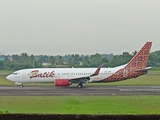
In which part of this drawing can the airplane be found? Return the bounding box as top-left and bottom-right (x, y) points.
(6, 42), (152, 88)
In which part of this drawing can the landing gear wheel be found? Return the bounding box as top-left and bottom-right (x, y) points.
(77, 83), (83, 88)
(20, 84), (24, 88)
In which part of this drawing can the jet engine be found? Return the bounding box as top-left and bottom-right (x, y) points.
(54, 79), (71, 86)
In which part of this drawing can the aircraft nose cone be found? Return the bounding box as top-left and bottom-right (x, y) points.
(6, 75), (11, 81)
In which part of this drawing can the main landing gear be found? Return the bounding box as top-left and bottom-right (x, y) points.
(77, 83), (83, 88)
(20, 84), (24, 88)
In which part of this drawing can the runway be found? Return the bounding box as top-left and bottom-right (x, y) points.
(0, 86), (160, 96)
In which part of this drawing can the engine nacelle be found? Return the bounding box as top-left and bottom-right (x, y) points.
(55, 79), (71, 86)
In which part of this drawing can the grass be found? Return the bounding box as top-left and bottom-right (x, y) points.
(0, 96), (160, 114)
(0, 70), (13, 75)
(101, 74), (160, 86)
(0, 76), (15, 86)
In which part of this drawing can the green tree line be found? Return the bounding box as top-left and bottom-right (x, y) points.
(0, 50), (159, 70)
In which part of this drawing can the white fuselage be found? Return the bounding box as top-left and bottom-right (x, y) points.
(6, 66), (124, 84)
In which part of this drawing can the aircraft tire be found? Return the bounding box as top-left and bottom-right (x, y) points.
(20, 84), (24, 88)
(77, 83), (83, 88)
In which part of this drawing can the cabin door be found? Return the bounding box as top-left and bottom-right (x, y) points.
(22, 70), (27, 78)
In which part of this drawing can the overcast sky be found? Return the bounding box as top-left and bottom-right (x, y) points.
(0, 0), (160, 55)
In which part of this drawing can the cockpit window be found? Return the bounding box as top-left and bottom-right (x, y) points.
(13, 72), (19, 75)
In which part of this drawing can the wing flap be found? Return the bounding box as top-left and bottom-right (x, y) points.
(70, 64), (103, 83)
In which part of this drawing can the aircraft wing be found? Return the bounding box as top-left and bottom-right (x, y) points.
(70, 64), (103, 83)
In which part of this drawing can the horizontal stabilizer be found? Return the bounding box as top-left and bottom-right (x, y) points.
(135, 67), (152, 72)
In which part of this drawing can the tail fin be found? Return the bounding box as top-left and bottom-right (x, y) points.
(103, 42), (152, 82)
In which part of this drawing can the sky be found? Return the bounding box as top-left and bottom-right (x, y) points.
(0, 0), (160, 55)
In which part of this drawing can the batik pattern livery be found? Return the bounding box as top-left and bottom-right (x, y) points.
(103, 42), (152, 82)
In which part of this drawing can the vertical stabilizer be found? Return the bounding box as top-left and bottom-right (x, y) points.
(103, 42), (152, 82)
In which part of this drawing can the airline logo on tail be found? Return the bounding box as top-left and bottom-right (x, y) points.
(103, 42), (152, 82)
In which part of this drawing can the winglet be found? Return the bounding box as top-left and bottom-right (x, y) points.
(90, 64), (103, 77)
